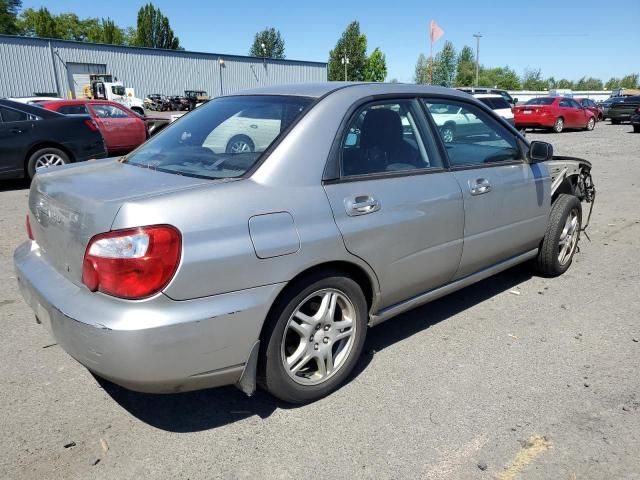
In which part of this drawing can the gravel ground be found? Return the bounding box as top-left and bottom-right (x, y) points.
(0, 122), (638, 479)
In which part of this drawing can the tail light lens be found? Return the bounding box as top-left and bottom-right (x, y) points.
(26, 214), (34, 240)
(84, 119), (99, 131)
(82, 225), (181, 299)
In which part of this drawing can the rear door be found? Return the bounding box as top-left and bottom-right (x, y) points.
(323, 99), (464, 309)
(423, 97), (549, 278)
(0, 105), (34, 175)
(558, 98), (580, 128)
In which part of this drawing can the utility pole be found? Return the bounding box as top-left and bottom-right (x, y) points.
(473, 33), (482, 86)
(341, 51), (349, 81)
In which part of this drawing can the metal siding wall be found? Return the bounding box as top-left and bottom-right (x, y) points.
(0, 36), (57, 97)
(1, 36), (327, 99)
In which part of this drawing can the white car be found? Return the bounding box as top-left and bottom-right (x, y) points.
(8, 96), (61, 105)
(203, 103), (282, 153)
(472, 93), (515, 127)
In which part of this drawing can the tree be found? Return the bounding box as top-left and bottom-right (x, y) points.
(414, 53), (429, 84)
(432, 41), (456, 87)
(521, 68), (547, 90)
(557, 78), (574, 89)
(389, 78), (399, 84)
(455, 45), (475, 86)
(575, 77), (603, 90)
(364, 47), (387, 82)
(478, 66), (521, 90)
(133, 3), (180, 49)
(0, 0), (21, 34)
(249, 27), (285, 59)
(605, 77), (621, 90)
(328, 21), (367, 81)
(620, 73), (639, 89)
(18, 7), (57, 38)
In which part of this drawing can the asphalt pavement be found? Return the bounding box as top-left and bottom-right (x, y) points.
(0, 122), (638, 479)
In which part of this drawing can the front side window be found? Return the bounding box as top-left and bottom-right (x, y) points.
(91, 104), (130, 118)
(125, 95), (312, 179)
(341, 100), (438, 177)
(423, 99), (520, 167)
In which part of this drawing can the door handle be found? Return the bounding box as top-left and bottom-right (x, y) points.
(469, 178), (492, 195)
(10, 128), (25, 134)
(345, 195), (381, 216)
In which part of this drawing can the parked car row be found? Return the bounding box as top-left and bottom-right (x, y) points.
(144, 90), (210, 112)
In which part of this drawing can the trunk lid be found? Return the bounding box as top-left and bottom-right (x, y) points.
(28, 158), (211, 286)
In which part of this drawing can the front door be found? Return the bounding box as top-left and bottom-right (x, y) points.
(89, 103), (130, 152)
(323, 99), (465, 309)
(423, 97), (550, 279)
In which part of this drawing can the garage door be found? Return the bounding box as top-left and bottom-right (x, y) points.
(66, 63), (107, 99)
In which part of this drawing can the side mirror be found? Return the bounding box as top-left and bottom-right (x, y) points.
(513, 98), (519, 105)
(528, 141), (553, 163)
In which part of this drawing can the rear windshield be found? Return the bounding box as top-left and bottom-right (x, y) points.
(477, 97), (511, 110)
(125, 95), (313, 179)
(525, 97), (555, 106)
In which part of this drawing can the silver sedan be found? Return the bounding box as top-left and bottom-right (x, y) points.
(14, 83), (594, 404)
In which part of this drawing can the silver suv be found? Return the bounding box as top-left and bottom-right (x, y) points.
(15, 83), (595, 404)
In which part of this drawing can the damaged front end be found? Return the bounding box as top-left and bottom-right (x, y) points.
(545, 156), (596, 232)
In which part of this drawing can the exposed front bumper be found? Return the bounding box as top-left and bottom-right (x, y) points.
(14, 241), (284, 393)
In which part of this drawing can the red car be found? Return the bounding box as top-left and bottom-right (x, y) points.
(40, 100), (147, 155)
(575, 97), (604, 121)
(514, 97), (596, 133)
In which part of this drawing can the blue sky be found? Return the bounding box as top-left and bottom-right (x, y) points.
(24, 0), (640, 82)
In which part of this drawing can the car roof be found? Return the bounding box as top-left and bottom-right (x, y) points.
(233, 82), (471, 99)
(39, 99), (122, 107)
(0, 98), (62, 118)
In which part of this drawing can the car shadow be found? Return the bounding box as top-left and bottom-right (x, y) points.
(0, 178), (30, 192)
(99, 264), (532, 432)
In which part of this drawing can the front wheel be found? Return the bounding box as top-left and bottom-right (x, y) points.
(534, 194), (582, 277)
(259, 273), (368, 404)
(553, 117), (564, 133)
(226, 135), (255, 154)
(440, 123), (456, 143)
(585, 117), (595, 131)
(26, 147), (69, 179)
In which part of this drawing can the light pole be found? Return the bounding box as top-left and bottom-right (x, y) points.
(473, 33), (482, 86)
(341, 51), (349, 81)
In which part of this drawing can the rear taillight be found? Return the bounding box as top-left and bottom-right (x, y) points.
(84, 119), (99, 131)
(26, 214), (33, 240)
(82, 225), (181, 299)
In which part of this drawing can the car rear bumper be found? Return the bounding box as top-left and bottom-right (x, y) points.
(515, 115), (555, 128)
(14, 240), (284, 393)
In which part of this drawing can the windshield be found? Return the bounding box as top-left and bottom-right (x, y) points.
(525, 97), (555, 106)
(125, 95), (313, 179)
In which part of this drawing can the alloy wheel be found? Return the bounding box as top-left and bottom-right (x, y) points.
(558, 208), (579, 265)
(229, 140), (252, 153)
(34, 153), (65, 170)
(281, 289), (357, 386)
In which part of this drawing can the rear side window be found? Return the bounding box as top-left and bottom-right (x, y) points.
(0, 106), (30, 122)
(423, 99), (520, 167)
(57, 105), (90, 115)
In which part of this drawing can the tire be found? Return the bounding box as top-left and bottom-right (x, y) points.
(585, 116), (595, 131)
(259, 272), (368, 404)
(598, 113), (603, 121)
(225, 135), (255, 154)
(26, 147), (69, 179)
(440, 123), (456, 143)
(534, 194), (582, 277)
(633, 125), (640, 133)
(553, 117), (564, 133)
(611, 119), (620, 125)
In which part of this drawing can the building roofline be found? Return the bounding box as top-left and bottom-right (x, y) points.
(0, 34), (328, 67)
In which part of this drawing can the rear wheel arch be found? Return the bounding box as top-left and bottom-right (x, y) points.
(24, 142), (74, 176)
